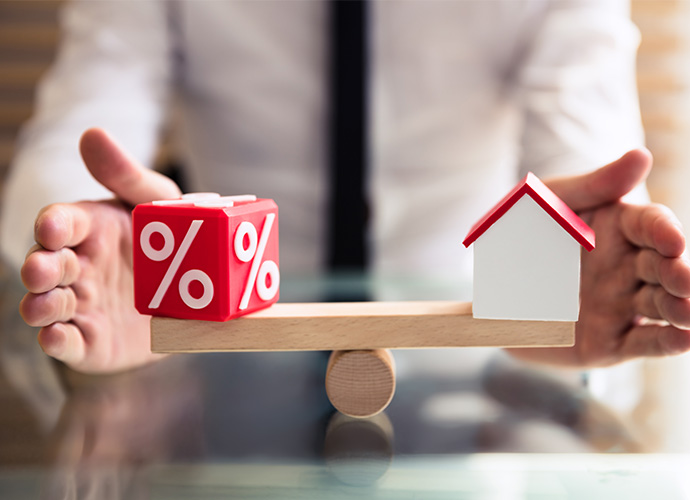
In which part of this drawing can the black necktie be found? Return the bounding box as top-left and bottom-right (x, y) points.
(327, 0), (369, 272)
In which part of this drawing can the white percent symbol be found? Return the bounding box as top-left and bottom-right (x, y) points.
(234, 213), (279, 310)
(140, 220), (214, 310)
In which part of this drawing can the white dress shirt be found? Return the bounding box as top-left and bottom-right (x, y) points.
(0, 0), (654, 434)
(1, 0), (644, 293)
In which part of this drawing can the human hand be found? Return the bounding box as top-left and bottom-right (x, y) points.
(508, 149), (690, 367)
(19, 128), (181, 373)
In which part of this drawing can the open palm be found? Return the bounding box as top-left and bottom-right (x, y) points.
(20, 129), (181, 373)
(20, 136), (690, 372)
(510, 150), (690, 366)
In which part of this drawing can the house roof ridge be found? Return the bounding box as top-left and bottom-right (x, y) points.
(462, 172), (595, 251)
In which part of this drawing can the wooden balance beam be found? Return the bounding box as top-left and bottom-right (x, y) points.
(151, 301), (575, 417)
(151, 301), (574, 352)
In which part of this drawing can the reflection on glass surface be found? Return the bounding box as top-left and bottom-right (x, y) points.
(0, 272), (682, 499)
(42, 357), (204, 500)
(324, 412), (394, 486)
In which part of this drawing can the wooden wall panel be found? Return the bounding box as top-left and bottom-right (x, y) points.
(632, 0), (690, 214)
(1, 1), (689, 219)
(0, 1), (63, 187)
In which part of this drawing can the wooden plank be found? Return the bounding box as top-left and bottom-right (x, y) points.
(638, 33), (683, 55)
(0, 25), (60, 51)
(151, 301), (575, 353)
(0, 137), (16, 168)
(637, 73), (687, 93)
(0, 63), (46, 89)
(632, 0), (683, 18)
(0, 0), (63, 14)
(0, 101), (33, 128)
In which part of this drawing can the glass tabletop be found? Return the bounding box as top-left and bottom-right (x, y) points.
(0, 270), (686, 499)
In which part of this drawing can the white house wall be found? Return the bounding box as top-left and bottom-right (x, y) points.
(473, 195), (581, 321)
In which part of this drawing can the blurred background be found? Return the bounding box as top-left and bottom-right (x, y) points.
(1, 0), (690, 223)
(0, 0), (176, 197)
(633, 1), (690, 229)
(2, 0), (690, 459)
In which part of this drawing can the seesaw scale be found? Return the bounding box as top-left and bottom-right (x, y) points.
(151, 301), (574, 353)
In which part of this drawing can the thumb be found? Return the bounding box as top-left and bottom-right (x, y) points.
(79, 128), (182, 206)
(545, 149), (652, 212)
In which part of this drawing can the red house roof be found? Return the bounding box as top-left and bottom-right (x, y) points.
(462, 172), (595, 251)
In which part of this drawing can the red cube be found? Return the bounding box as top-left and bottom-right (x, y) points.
(132, 194), (279, 321)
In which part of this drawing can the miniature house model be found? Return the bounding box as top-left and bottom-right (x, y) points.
(463, 173), (595, 321)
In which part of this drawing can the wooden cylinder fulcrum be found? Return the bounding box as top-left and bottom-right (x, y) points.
(325, 349), (396, 418)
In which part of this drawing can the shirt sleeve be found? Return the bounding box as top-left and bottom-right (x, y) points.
(0, 0), (173, 273)
(515, 0), (649, 421)
(516, 0), (645, 180)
